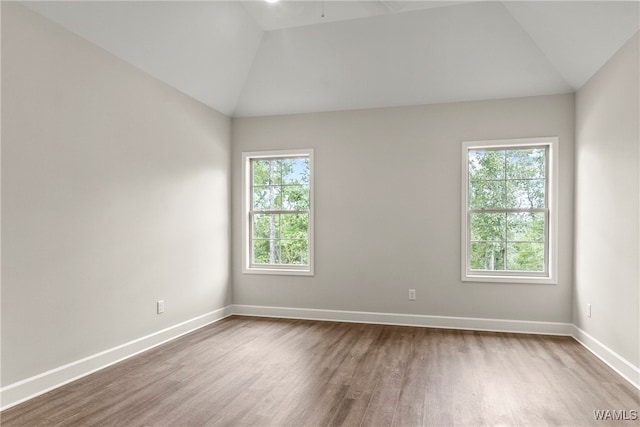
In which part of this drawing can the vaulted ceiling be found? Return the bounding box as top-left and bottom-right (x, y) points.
(24, 1), (640, 117)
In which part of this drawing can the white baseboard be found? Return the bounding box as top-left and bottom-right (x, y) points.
(3, 304), (637, 411)
(0, 306), (234, 411)
(570, 325), (640, 390)
(232, 304), (573, 336)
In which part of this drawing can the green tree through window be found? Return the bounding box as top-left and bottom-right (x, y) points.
(250, 156), (310, 266)
(467, 146), (548, 273)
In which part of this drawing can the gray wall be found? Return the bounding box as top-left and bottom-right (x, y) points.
(574, 33), (640, 366)
(232, 94), (575, 322)
(1, 3), (231, 385)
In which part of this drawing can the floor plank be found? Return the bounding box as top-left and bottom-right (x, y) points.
(2, 316), (638, 426)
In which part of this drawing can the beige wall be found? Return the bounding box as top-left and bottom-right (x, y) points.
(1, 3), (231, 385)
(574, 33), (640, 366)
(232, 94), (575, 323)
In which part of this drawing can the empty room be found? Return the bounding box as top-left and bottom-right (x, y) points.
(1, 0), (639, 426)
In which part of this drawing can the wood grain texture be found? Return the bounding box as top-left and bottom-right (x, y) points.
(2, 316), (638, 426)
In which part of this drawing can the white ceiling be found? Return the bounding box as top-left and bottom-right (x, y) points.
(23, 1), (640, 117)
(239, 1), (474, 30)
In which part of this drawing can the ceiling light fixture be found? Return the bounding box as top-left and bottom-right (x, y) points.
(265, 0), (279, 3)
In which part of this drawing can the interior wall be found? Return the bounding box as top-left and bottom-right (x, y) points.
(232, 94), (575, 323)
(1, 3), (231, 386)
(574, 32), (640, 367)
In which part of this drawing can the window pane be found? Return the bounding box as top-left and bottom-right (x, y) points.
(470, 242), (505, 271)
(278, 239), (309, 265)
(469, 150), (505, 181)
(252, 239), (280, 265)
(252, 214), (280, 239)
(469, 180), (505, 209)
(470, 213), (506, 242)
(506, 243), (545, 271)
(506, 179), (545, 209)
(507, 212), (545, 242)
(252, 213), (310, 266)
(252, 239), (308, 266)
(282, 185), (309, 210)
(252, 159), (282, 185)
(253, 185), (282, 210)
(252, 160), (270, 186)
(281, 213), (308, 240)
(506, 149), (545, 179)
(282, 158), (310, 185)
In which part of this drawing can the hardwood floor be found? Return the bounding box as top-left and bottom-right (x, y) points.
(2, 316), (638, 426)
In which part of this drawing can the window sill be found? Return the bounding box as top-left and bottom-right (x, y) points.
(243, 267), (314, 277)
(462, 274), (556, 285)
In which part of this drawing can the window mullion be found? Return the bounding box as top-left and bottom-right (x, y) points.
(469, 208), (546, 214)
(251, 210), (309, 215)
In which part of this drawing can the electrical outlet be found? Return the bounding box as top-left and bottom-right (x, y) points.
(587, 303), (591, 318)
(157, 300), (165, 314)
(408, 289), (416, 301)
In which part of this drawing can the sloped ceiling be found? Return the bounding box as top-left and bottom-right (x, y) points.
(22, 1), (640, 118)
(23, 1), (264, 115)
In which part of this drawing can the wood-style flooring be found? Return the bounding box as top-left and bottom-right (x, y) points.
(2, 316), (639, 426)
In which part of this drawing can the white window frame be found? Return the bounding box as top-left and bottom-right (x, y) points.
(461, 137), (558, 284)
(242, 149), (314, 276)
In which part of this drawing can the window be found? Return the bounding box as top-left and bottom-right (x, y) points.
(242, 149), (314, 275)
(461, 138), (558, 284)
